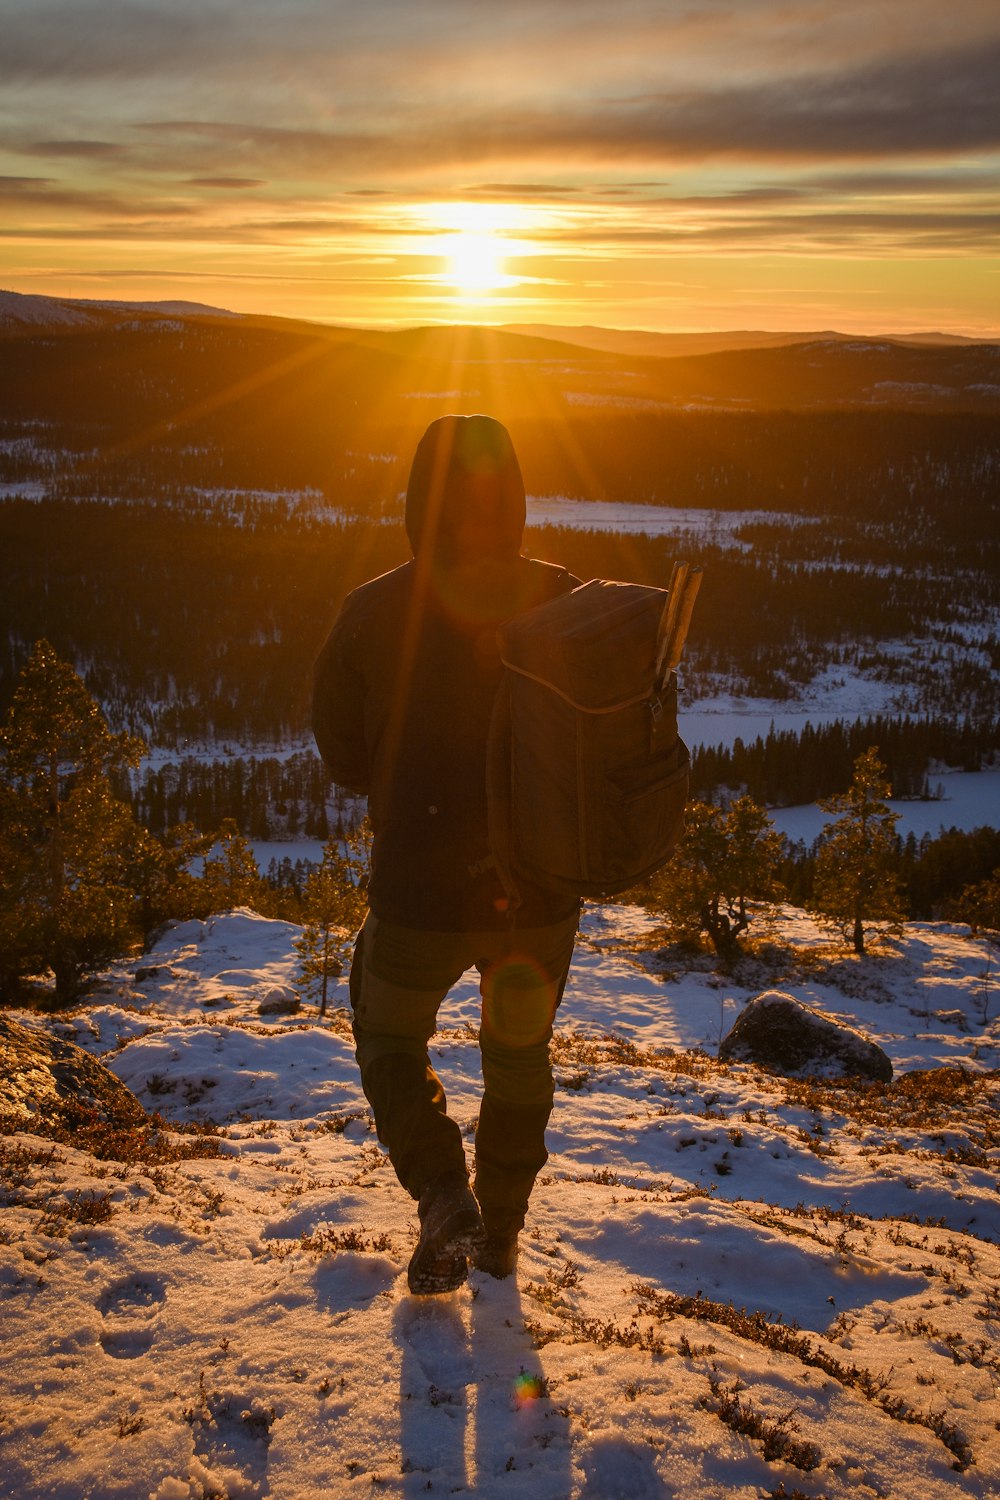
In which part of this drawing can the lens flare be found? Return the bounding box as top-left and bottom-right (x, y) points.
(513, 1371), (546, 1407)
(481, 954), (557, 1049)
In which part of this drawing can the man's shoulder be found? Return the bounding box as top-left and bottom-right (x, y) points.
(340, 560), (414, 619)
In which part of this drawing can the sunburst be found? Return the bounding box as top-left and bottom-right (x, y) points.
(444, 229), (511, 292)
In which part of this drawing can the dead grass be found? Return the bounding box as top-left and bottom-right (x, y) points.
(0, 1106), (225, 1164)
(633, 1284), (974, 1470)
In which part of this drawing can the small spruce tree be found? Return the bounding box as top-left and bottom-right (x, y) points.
(200, 818), (262, 912)
(295, 822), (370, 1016)
(810, 747), (904, 955)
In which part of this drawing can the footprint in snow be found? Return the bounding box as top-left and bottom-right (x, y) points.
(579, 1435), (674, 1498)
(397, 1298), (474, 1406)
(98, 1272), (167, 1359)
(188, 1386), (274, 1493)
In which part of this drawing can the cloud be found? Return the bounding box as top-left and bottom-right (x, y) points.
(22, 138), (124, 158)
(392, 38), (1000, 165)
(0, 173), (196, 220)
(461, 183), (584, 199)
(0, 1), (229, 83)
(187, 177), (266, 189)
(85, 29), (996, 191)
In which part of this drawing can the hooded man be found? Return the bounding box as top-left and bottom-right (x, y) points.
(313, 414), (580, 1293)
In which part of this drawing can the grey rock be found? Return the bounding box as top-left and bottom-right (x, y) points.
(719, 990), (893, 1082)
(257, 987), (300, 1017)
(0, 1014), (147, 1130)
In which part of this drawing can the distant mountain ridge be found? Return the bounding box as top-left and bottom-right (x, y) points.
(502, 323), (992, 360)
(1, 289), (998, 430)
(0, 289), (235, 328)
(2, 288), (993, 357)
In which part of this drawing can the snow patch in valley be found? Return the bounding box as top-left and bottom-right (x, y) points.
(525, 496), (813, 539)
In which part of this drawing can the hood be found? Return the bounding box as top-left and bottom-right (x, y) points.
(404, 414), (526, 562)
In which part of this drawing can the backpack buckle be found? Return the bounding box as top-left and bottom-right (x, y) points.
(649, 693), (669, 750)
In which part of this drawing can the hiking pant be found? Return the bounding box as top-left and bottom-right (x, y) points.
(349, 910), (579, 1232)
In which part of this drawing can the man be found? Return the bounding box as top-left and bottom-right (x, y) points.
(313, 414), (580, 1294)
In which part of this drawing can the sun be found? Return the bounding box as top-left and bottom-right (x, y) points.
(399, 200), (557, 302)
(445, 230), (509, 291)
(412, 202), (530, 295)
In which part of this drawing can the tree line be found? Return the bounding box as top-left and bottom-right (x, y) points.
(3, 642), (998, 1010)
(126, 752), (339, 841)
(3, 486), (999, 743)
(648, 749), (1000, 962)
(118, 708), (999, 852)
(690, 713), (1000, 806)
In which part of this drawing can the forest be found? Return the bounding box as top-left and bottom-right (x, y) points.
(3, 637), (997, 1010)
(2, 479), (999, 745)
(2, 303), (999, 962)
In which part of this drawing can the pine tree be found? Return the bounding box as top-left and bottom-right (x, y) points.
(649, 795), (784, 961)
(294, 823), (370, 1016)
(0, 640), (146, 1001)
(949, 871), (1000, 936)
(200, 818), (261, 912)
(810, 747), (904, 955)
(124, 820), (216, 935)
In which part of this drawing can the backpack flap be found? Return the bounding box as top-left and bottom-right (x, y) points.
(499, 579), (665, 710)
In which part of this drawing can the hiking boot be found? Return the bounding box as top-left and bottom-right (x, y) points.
(471, 1230), (519, 1280)
(407, 1170), (486, 1295)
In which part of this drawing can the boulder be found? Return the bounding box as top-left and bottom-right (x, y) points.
(719, 990), (893, 1082)
(257, 986), (301, 1017)
(0, 1014), (147, 1131)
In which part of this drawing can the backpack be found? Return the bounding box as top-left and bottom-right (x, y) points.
(487, 569), (700, 906)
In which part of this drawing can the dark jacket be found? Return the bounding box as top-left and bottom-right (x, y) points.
(312, 415), (580, 931)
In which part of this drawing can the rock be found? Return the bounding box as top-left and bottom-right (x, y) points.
(0, 1014), (148, 1130)
(257, 987), (300, 1017)
(719, 990), (893, 1082)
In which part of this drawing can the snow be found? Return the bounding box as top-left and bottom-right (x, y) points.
(0, 289), (96, 327)
(525, 497), (812, 540)
(3, 903), (1000, 1498)
(684, 658), (917, 746)
(0, 290), (234, 327)
(771, 770), (1000, 845)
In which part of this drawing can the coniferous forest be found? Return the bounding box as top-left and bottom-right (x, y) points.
(2, 299), (999, 965)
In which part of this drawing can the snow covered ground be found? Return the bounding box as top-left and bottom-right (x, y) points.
(3, 904), (999, 1499)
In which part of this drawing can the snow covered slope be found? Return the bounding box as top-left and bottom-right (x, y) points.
(2, 904), (998, 1498)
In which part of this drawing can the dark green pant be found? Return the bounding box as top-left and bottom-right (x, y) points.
(349, 910), (578, 1230)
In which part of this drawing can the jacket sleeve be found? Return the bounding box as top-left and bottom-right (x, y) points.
(312, 599), (370, 795)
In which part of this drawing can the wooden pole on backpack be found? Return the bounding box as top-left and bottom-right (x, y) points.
(655, 563), (702, 685)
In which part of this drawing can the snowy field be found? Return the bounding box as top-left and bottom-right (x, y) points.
(2, 903), (999, 1499)
(525, 498), (811, 541)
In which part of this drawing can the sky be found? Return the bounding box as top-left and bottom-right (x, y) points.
(1, 0), (998, 335)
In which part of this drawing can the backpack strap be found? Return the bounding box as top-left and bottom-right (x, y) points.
(484, 671), (522, 916)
